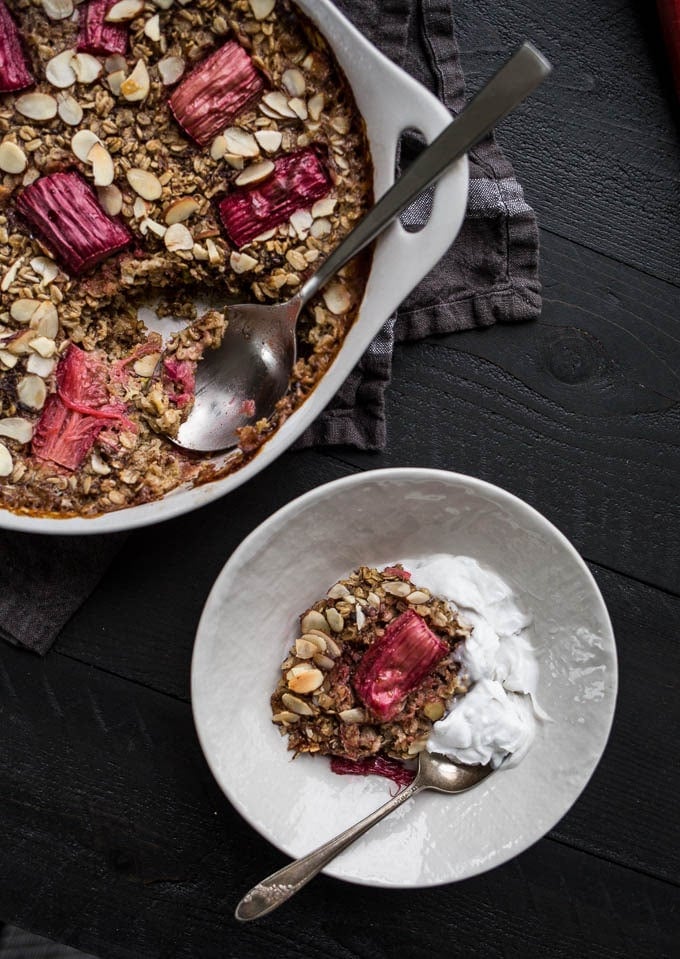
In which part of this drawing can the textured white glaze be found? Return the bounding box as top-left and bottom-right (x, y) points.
(191, 468), (618, 888)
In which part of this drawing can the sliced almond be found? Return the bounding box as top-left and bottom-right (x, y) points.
(1, 257), (25, 292)
(88, 142), (115, 186)
(144, 13), (161, 40)
(71, 52), (103, 84)
(97, 184), (123, 216)
(120, 60), (150, 101)
(107, 70), (126, 96)
(287, 667), (324, 694)
(210, 135), (228, 160)
(26, 354), (56, 378)
(5, 330), (36, 355)
(229, 251), (258, 274)
(261, 91), (297, 119)
(127, 167), (162, 200)
(205, 238), (221, 265)
(30, 257), (59, 285)
(164, 223), (193, 252)
(91, 451), (111, 475)
(286, 248), (307, 272)
(22, 169), (40, 187)
(15, 93), (58, 121)
(311, 196), (336, 218)
(41, 0), (74, 20)
(105, 0), (144, 21)
(338, 708), (367, 724)
(249, 0), (276, 19)
(224, 153), (244, 171)
(301, 610), (331, 635)
(234, 159), (274, 187)
(29, 336), (57, 358)
(0, 350), (18, 369)
(133, 353), (161, 377)
(290, 209), (312, 237)
(271, 712), (300, 724)
(254, 129), (282, 153)
(294, 639), (318, 659)
(142, 217), (167, 238)
(192, 243), (208, 261)
(31, 302), (59, 338)
(158, 55), (185, 85)
(0, 443), (12, 478)
(383, 580), (412, 597)
(280, 693), (314, 717)
(223, 127), (259, 158)
(0, 418), (33, 444)
(133, 196), (150, 219)
(105, 54), (127, 74)
(71, 128), (101, 163)
(46, 48), (77, 88)
(323, 281), (351, 316)
(310, 217), (331, 239)
(282, 68), (306, 97)
(164, 197), (200, 224)
(308, 92), (325, 121)
(289, 97), (307, 120)
(10, 299), (39, 324)
(17, 374), (47, 411)
(56, 92), (83, 126)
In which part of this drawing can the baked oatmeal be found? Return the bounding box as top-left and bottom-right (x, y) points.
(0, 0), (373, 516)
(270, 565), (471, 766)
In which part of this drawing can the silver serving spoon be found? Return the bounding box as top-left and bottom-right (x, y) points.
(173, 42), (551, 452)
(235, 750), (493, 921)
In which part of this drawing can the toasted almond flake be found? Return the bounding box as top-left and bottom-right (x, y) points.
(282, 67), (306, 97)
(312, 196), (336, 218)
(192, 243), (208, 261)
(71, 128), (101, 162)
(258, 102), (285, 120)
(331, 115), (351, 135)
(29, 336), (56, 358)
(406, 590), (430, 604)
(71, 52), (103, 84)
(235, 159), (274, 187)
(127, 167), (162, 200)
(31, 301), (59, 338)
(323, 281), (351, 316)
(30, 257), (59, 285)
(205, 238), (221, 264)
(383, 580), (412, 597)
(0, 350), (18, 369)
(301, 610), (330, 634)
(97, 184), (123, 216)
(106, 0), (144, 21)
(105, 54), (127, 74)
(252, 228), (277, 242)
(142, 217), (167, 238)
(11, 299), (39, 324)
(107, 70), (126, 96)
(288, 667), (324, 694)
(229, 251), (258, 274)
(290, 210), (313, 237)
(164, 197), (200, 224)
(310, 217), (331, 239)
(355, 606), (366, 630)
(121, 60), (150, 101)
(254, 129), (282, 153)
(0, 443), (12, 477)
(144, 13), (161, 40)
(6, 330), (36, 355)
(289, 97), (308, 120)
(133, 196), (150, 219)
(286, 248), (307, 271)
(15, 93), (58, 121)
(327, 583), (350, 599)
(56, 92), (83, 126)
(41, 0), (74, 20)
(224, 153), (245, 171)
(308, 92), (325, 121)
(26, 354), (56, 377)
(133, 353), (161, 376)
(1, 257), (24, 292)
(223, 127), (259, 158)
(158, 55), (185, 85)
(88, 142), (115, 186)
(325, 607), (344, 632)
(0, 140), (32, 175)
(90, 451), (110, 475)
(210, 135), (228, 160)
(17, 374), (47, 411)
(249, 0), (276, 19)
(0, 418), (33, 444)
(300, 632), (327, 653)
(46, 49), (77, 88)
(22, 169), (40, 186)
(280, 693), (314, 716)
(294, 639), (318, 659)
(262, 91), (297, 119)
(338, 708), (367, 724)
(164, 222), (193, 252)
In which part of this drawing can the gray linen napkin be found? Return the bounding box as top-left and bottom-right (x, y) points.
(0, 0), (540, 654)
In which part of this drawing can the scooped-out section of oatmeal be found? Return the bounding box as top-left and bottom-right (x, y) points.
(0, 0), (373, 517)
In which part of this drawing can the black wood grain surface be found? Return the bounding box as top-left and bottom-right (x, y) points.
(1, 0), (679, 957)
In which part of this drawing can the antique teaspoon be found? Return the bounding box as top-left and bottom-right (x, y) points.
(172, 42), (551, 452)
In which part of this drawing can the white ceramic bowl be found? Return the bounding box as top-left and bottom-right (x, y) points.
(2, 0), (469, 534)
(192, 468), (618, 888)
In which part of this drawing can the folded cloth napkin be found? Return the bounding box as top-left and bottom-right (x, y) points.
(0, 0), (540, 654)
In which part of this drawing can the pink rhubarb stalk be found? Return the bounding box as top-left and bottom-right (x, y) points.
(218, 148), (331, 248)
(77, 0), (128, 57)
(169, 40), (264, 146)
(16, 171), (132, 276)
(330, 755), (416, 789)
(0, 0), (34, 93)
(354, 609), (449, 721)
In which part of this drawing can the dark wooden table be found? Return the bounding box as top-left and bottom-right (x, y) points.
(2, 1), (679, 957)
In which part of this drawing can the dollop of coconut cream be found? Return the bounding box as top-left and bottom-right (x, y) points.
(402, 555), (543, 769)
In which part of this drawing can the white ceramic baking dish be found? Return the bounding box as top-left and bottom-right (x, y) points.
(0, 0), (469, 534)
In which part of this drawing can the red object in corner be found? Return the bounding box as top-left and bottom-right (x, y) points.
(657, 0), (680, 97)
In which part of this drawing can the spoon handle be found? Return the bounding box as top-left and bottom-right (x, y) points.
(299, 41), (551, 306)
(235, 779), (423, 921)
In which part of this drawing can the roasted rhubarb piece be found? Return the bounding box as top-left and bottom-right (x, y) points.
(32, 345), (131, 470)
(16, 172), (132, 275)
(218, 148), (331, 248)
(77, 0), (128, 57)
(330, 755), (416, 789)
(162, 357), (195, 408)
(0, 0), (34, 93)
(354, 610), (449, 722)
(169, 40), (264, 146)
